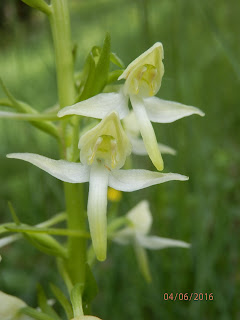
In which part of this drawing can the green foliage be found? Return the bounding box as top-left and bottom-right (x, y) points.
(21, 0), (52, 15)
(0, 79), (59, 139)
(21, 307), (55, 320)
(82, 264), (98, 309)
(50, 283), (74, 320)
(5, 205), (68, 258)
(76, 33), (111, 101)
(37, 284), (60, 320)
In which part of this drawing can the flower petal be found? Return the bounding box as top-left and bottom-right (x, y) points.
(79, 112), (132, 170)
(157, 143), (177, 155)
(87, 163), (109, 261)
(113, 229), (134, 245)
(119, 43), (164, 97)
(130, 136), (176, 156)
(122, 110), (140, 138)
(136, 234), (191, 250)
(0, 291), (27, 320)
(130, 95), (164, 170)
(109, 169), (188, 192)
(133, 241), (152, 282)
(58, 92), (129, 120)
(7, 153), (89, 183)
(144, 96), (205, 123)
(113, 201), (152, 242)
(119, 42), (164, 80)
(127, 200), (152, 235)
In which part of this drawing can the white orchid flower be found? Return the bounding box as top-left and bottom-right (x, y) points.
(58, 42), (204, 171)
(7, 112), (188, 261)
(114, 200), (190, 248)
(0, 291), (33, 320)
(113, 200), (190, 281)
(123, 111), (176, 156)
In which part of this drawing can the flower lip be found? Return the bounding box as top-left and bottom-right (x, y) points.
(79, 112), (132, 170)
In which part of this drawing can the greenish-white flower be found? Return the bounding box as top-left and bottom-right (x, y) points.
(58, 42), (204, 171)
(123, 111), (176, 156)
(113, 200), (190, 281)
(0, 291), (32, 320)
(7, 112), (188, 261)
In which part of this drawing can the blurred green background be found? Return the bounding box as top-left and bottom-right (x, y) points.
(0, 0), (239, 319)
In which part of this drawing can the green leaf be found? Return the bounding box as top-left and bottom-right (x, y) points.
(8, 202), (20, 225)
(50, 283), (73, 319)
(1, 212), (66, 236)
(91, 33), (111, 96)
(77, 52), (96, 101)
(75, 34), (111, 102)
(70, 283), (84, 317)
(72, 43), (78, 66)
(110, 52), (125, 68)
(82, 264), (98, 306)
(0, 78), (33, 113)
(39, 212), (67, 227)
(6, 225), (90, 238)
(0, 111), (59, 121)
(5, 218), (68, 258)
(0, 213), (67, 248)
(0, 78), (59, 139)
(107, 69), (124, 84)
(21, 0), (52, 15)
(21, 307), (55, 320)
(134, 243), (152, 283)
(37, 285), (60, 320)
(25, 232), (68, 258)
(0, 223), (16, 235)
(0, 98), (14, 108)
(57, 258), (73, 293)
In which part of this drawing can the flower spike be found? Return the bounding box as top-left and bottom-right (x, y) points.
(8, 113), (188, 261)
(58, 42), (204, 171)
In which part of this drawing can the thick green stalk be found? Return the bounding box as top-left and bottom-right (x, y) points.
(64, 183), (86, 285)
(49, 0), (86, 287)
(49, 0), (75, 108)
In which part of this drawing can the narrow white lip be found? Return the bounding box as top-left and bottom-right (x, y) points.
(87, 163), (109, 261)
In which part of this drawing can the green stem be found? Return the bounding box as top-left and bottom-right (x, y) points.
(49, 0), (75, 108)
(49, 0), (87, 288)
(5, 226), (90, 238)
(0, 111), (59, 121)
(64, 184), (86, 285)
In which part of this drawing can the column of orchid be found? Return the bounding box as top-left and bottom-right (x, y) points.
(0, 0), (204, 319)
